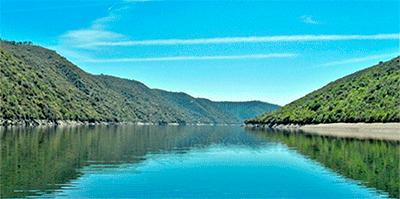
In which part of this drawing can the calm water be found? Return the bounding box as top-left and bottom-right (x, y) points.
(1, 126), (399, 198)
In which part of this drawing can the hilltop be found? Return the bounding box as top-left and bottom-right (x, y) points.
(246, 56), (400, 126)
(0, 40), (279, 126)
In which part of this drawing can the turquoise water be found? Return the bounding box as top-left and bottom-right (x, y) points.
(1, 126), (397, 198)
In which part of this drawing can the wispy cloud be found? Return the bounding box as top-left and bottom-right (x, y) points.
(83, 53), (297, 63)
(60, 29), (126, 48)
(79, 33), (400, 48)
(58, 3), (129, 49)
(300, 15), (319, 25)
(323, 53), (398, 66)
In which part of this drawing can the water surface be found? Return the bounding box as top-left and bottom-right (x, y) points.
(1, 126), (398, 198)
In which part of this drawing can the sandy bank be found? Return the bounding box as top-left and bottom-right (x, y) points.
(246, 123), (400, 141)
(299, 123), (400, 141)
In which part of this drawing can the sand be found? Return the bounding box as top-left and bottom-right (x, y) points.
(299, 123), (400, 141)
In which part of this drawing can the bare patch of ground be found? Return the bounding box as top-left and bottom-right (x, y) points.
(299, 123), (400, 141)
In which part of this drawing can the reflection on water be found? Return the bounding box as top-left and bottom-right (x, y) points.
(0, 126), (398, 198)
(247, 128), (400, 198)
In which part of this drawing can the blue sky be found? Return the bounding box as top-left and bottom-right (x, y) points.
(1, 0), (399, 105)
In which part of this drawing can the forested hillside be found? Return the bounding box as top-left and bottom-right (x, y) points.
(0, 40), (279, 126)
(246, 56), (400, 125)
(154, 89), (279, 123)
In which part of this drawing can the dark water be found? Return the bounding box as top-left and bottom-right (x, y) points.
(1, 126), (399, 198)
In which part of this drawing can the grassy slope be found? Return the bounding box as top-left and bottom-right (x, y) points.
(0, 41), (279, 125)
(246, 57), (400, 125)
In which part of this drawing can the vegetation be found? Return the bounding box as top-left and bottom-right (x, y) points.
(0, 40), (278, 125)
(154, 89), (279, 124)
(246, 57), (400, 125)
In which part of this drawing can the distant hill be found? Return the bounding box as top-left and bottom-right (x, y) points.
(154, 89), (279, 123)
(246, 56), (400, 125)
(0, 40), (279, 126)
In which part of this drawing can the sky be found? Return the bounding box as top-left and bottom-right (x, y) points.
(1, 0), (399, 105)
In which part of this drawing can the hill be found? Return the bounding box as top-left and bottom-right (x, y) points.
(246, 56), (400, 125)
(0, 40), (279, 126)
(153, 89), (279, 123)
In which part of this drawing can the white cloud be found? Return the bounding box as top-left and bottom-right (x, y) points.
(83, 53), (297, 63)
(60, 29), (126, 49)
(58, 2), (129, 49)
(300, 15), (319, 24)
(79, 33), (400, 48)
(91, 15), (117, 30)
(323, 53), (398, 66)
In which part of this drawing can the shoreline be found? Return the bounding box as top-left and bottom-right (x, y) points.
(3, 120), (399, 141)
(0, 119), (242, 128)
(245, 123), (400, 141)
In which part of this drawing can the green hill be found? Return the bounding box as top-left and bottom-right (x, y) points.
(0, 40), (279, 126)
(154, 89), (279, 123)
(246, 56), (400, 125)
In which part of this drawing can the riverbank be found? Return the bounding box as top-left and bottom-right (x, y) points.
(0, 119), (124, 128)
(0, 119), (241, 128)
(245, 123), (400, 141)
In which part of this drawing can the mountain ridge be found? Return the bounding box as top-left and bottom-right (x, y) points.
(0, 40), (279, 126)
